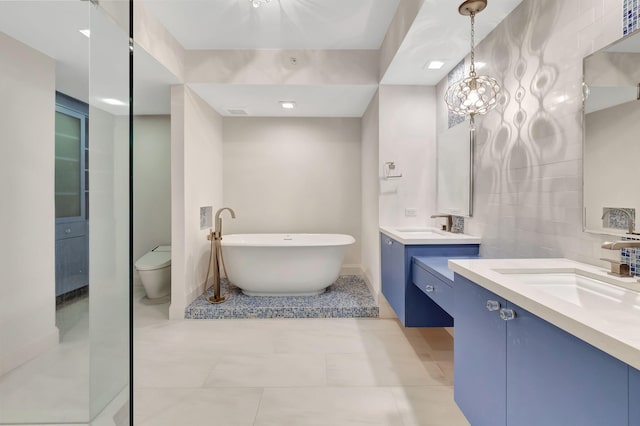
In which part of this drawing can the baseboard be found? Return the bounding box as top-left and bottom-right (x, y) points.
(170, 277), (211, 320)
(341, 264), (363, 276)
(359, 271), (377, 300)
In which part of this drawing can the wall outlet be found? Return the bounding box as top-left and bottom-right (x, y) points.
(200, 206), (212, 230)
(405, 208), (418, 217)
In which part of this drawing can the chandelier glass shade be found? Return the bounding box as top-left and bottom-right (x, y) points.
(445, 73), (501, 117)
(445, 0), (500, 118)
(250, 0), (271, 8)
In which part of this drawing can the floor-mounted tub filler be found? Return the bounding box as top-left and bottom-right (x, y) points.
(221, 233), (355, 296)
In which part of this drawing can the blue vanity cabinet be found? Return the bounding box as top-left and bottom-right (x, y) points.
(381, 233), (407, 321)
(631, 367), (640, 425)
(454, 274), (631, 426)
(380, 233), (479, 327)
(454, 274), (507, 426)
(412, 262), (454, 316)
(506, 303), (628, 426)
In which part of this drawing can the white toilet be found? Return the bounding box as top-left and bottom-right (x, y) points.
(135, 245), (171, 299)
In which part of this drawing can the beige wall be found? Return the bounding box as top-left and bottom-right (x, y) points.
(170, 86), (224, 319)
(133, 115), (172, 286)
(222, 117), (362, 269)
(0, 33), (59, 375)
(361, 93), (381, 294)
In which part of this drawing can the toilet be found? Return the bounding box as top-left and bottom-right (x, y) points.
(135, 245), (171, 299)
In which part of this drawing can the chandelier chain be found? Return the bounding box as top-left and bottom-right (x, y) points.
(469, 13), (475, 76)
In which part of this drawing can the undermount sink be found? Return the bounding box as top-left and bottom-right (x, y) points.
(394, 227), (443, 234)
(501, 271), (640, 312)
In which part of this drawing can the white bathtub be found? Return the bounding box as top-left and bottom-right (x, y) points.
(221, 234), (355, 296)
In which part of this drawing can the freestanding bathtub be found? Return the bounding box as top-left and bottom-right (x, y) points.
(220, 234), (355, 296)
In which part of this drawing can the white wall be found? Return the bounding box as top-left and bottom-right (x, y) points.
(379, 0), (424, 80)
(222, 117), (362, 269)
(361, 93), (381, 294)
(170, 86), (224, 319)
(436, 0), (622, 265)
(379, 85), (437, 228)
(133, 115), (171, 286)
(0, 33), (59, 376)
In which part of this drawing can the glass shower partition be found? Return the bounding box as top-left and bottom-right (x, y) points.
(0, 0), (131, 424)
(89, 1), (131, 423)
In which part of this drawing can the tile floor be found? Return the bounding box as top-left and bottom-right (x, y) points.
(0, 286), (469, 426)
(134, 289), (470, 426)
(0, 295), (90, 425)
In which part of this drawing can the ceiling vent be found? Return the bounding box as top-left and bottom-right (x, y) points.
(226, 108), (249, 116)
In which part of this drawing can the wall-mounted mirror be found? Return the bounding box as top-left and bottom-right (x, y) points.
(436, 119), (473, 217)
(583, 31), (640, 236)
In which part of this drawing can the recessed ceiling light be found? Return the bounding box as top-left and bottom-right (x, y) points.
(280, 101), (296, 109)
(427, 61), (445, 70)
(79, 29), (91, 38)
(102, 98), (127, 106)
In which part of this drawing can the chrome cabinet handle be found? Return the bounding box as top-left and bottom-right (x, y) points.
(65, 228), (71, 234)
(486, 300), (501, 311)
(500, 308), (516, 321)
(386, 239), (393, 245)
(425, 285), (435, 293)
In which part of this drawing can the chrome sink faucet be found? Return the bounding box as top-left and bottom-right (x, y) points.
(601, 240), (640, 250)
(601, 208), (637, 235)
(431, 214), (453, 232)
(600, 240), (640, 277)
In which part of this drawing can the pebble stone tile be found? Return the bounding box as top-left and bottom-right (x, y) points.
(185, 275), (379, 319)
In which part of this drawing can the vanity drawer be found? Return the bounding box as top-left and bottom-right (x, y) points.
(55, 222), (86, 239)
(412, 262), (454, 316)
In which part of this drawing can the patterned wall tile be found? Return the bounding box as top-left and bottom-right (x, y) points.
(452, 216), (465, 233)
(447, 60), (466, 129)
(623, 0), (639, 35)
(621, 236), (640, 277)
(603, 207), (636, 232)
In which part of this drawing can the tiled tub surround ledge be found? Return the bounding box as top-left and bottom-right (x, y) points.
(448, 258), (640, 370)
(185, 275), (378, 319)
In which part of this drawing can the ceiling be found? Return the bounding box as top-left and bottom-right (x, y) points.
(0, 0), (524, 116)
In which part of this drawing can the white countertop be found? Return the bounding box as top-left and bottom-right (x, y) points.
(448, 258), (640, 370)
(379, 226), (481, 245)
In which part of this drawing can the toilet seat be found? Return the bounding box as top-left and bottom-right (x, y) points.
(135, 246), (171, 271)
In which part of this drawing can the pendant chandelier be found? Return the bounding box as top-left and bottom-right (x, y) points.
(444, 0), (500, 120)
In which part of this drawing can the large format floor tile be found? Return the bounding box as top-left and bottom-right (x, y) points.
(392, 387), (470, 426)
(135, 387), (263, 426)
(131, 292), (469, 425)
(326, 352), (448, 387)
(204, 353), (327, 387)
(254, 387), (404, 426)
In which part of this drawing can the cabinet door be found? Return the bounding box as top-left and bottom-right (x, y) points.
(380, 234), (405, 321)
(506, 302), (628, 426)
(454, 275), (507, 426)
(55, 236), (88, 296)
(629, 367), (640, 425)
